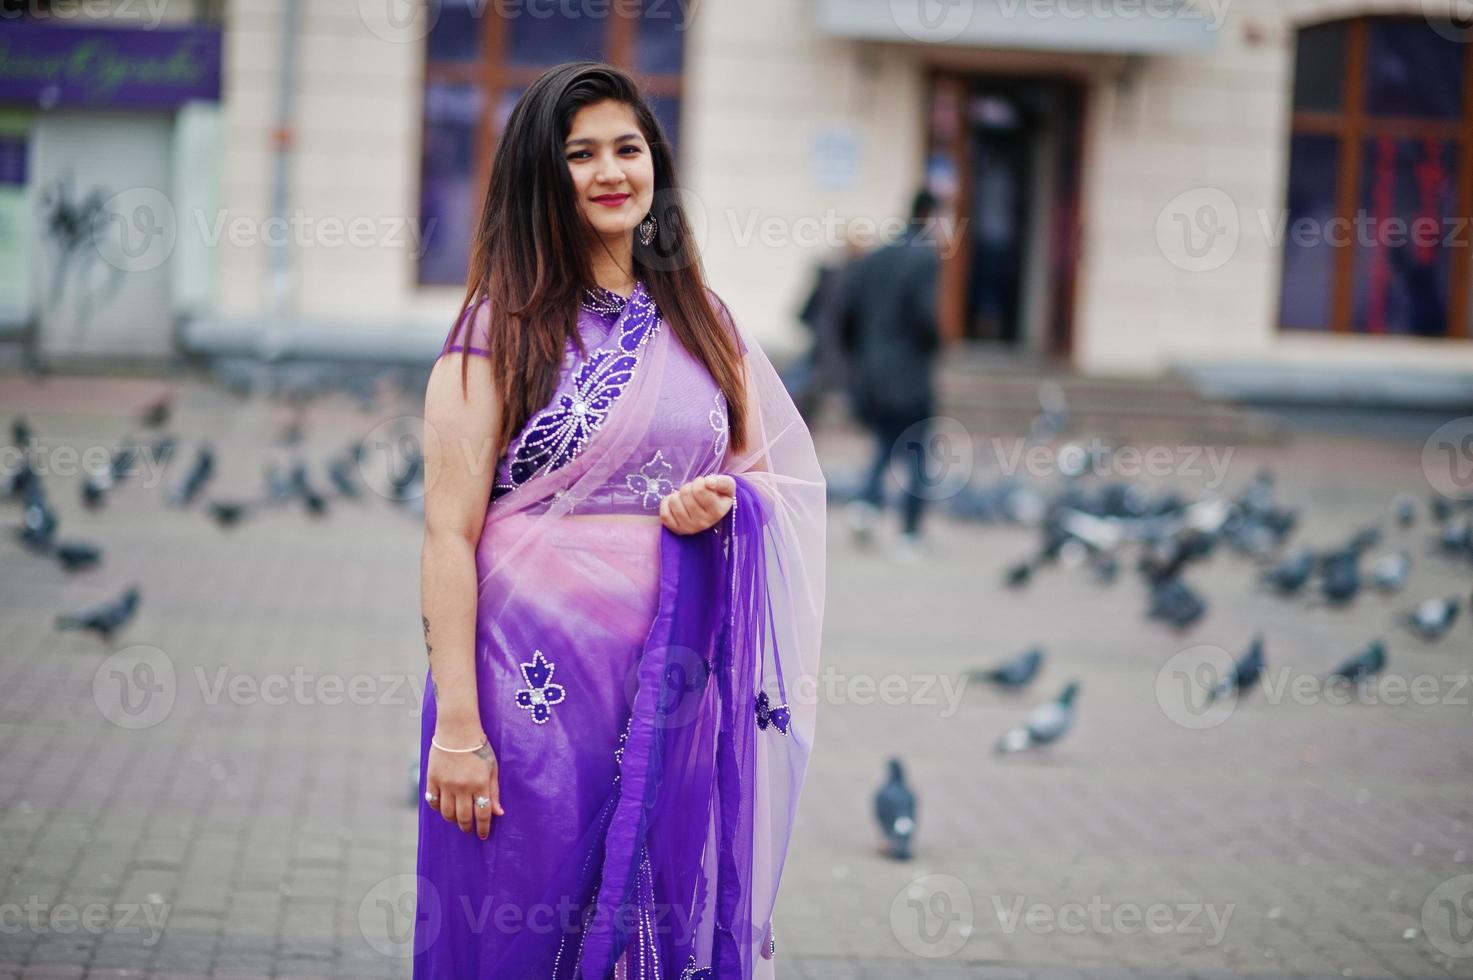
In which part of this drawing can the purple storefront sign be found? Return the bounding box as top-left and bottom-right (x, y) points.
(0, 22), (220, 109)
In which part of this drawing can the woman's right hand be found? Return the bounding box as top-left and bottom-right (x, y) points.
(426, 732), (504, 840)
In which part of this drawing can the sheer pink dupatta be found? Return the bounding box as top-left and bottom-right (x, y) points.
(720, 306), (827, 974)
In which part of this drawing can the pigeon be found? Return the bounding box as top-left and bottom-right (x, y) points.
(1147, 577), (1207, 630)
(1369, 551), (1411, 593)
(55, 586), (141, 640)
(55, 541), (102, 572)
(327, 457), (360, 499)
(290, 461), (328, 516)
(1318, 550), (1360, 605)
(80, 465), (111, 508)
(11, 415), (32, 451)
(995, 681), (1079, 754)
(2, 453), (37, 499)
(1261, 548), (1315, 595)
(167, 445), (214, 507)
(1343, 526), (1382, 556)
(18, 481), (58, 552)
(1327, 641), (1386, 684)
(1003, 559), (1034, 589)
(106, 444), (139, 486)
(1404, 596), (1460, 641)
(1208, 634), (1265, 701)
(263, 463), (295, 504)
(966, 647), (1044, 691)
(139, 394), (172, 429)
(1436, 518), (1473, 560)
(145, 434), (176, 470)
(1392, 493), (1418, 529)
(208, 500), (252, 529)
(1139, 530), (1215, 586)
(873, 758), (917, 861)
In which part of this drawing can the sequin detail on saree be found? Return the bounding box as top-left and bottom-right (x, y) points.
(493, 282), (662, 498)
(709, 391), (729, 460)
(754, 689), (791, 735)
(513, 649), (567, 724)
(626, 449), (676, 509)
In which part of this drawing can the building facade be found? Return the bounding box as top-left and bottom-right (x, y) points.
(4, 0), (1473, 399)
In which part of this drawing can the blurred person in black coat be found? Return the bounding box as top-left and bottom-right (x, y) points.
(838, 189), (942, 558)
(785, 230), (868, 422)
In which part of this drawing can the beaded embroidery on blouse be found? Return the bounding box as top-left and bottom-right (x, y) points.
(490, 282), (660, 500)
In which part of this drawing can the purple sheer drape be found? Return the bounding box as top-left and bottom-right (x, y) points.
(415, 281), (825, 979)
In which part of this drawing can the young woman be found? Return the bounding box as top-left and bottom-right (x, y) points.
(415, 61), (826, 978)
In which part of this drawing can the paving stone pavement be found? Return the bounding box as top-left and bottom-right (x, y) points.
(0, 372), (1470, 979)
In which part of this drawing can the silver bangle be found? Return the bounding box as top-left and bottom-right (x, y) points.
(432, 735), (487, 754)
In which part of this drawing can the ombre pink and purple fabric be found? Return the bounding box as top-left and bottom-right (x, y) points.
(415, 280), (827, 979)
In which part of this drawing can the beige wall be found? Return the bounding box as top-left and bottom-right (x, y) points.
(682, 0), (927, 354)
(214, 0), (927, 349)
(220, 0), (439, 326)
(211, 0), (1473, 374)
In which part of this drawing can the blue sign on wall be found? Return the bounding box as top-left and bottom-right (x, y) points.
(0, 22), (221, 109)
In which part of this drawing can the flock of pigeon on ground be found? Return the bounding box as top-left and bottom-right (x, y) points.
(873, 435), (1473, 862)
(6, 386), (1470, 868)
(5, 393), (428, 643)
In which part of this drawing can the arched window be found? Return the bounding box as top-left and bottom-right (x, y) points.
(1279, 15), (1471, 338)
(416, 0), (686, 285)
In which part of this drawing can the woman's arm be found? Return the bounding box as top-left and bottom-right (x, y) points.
(420, 349), (505, 839)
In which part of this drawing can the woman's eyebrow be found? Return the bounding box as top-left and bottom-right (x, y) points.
(564, 133), (644, 148)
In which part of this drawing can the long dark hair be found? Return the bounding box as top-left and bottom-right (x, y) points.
(445, 61), (748, 466)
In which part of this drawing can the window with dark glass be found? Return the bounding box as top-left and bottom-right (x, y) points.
(1279, 16), (1471, 338)
(416, 0), (686, 286)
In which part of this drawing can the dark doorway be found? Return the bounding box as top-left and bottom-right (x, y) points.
(927, 73), (1084, 357)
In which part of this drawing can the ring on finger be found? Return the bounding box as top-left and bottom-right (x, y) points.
(425, 791), (438, 805)
(474, 795), (491, 810)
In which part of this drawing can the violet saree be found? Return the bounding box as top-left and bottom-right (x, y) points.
(414, 279), (826, 979)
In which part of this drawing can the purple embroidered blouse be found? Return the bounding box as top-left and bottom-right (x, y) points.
(437, 282), (746, 515)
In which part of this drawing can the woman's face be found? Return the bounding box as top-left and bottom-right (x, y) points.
(564, 99), (655, 248)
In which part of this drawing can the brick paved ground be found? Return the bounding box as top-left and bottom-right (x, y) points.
(0, 370), (1470, 979)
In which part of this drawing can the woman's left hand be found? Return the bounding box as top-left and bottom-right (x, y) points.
(660, 474), (736, 534)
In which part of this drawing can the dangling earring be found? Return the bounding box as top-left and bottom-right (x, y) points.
(637, 212), (657, 246)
